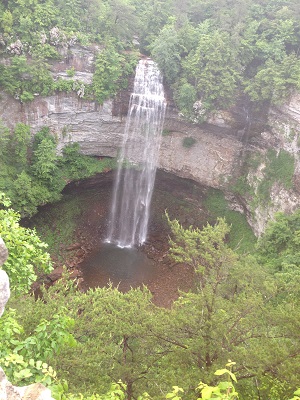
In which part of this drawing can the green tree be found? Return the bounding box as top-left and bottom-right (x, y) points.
(179, 28), (241, 119)
(0, 193), (52, 294)
(161, 215), (300, 399)
(50, 286), (170, 399)
(10, 171), (53, 216)
(92, 44), (136, 104)
(10, 123), (31, 170)
(173, 79), (197, 120)
(256, 209), (300, 271)
(0, 121), (13, 191)
(244, 54), (300, 104)
(151, 20), (182, 83)
(1, 9), (13, 34)
(130, 0), (173, 50)
(31, 137), (59, 182)
(103, 0), (138, 45)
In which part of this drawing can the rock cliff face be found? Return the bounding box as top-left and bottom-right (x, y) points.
(1, 45), (300, 234)
(245, 96), (300, 235)
(0, 89), (243, 191)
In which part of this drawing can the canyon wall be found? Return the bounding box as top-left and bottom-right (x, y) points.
(1, 45), (300, 234)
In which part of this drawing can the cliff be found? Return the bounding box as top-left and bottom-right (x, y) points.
(1, 45), (300, 235)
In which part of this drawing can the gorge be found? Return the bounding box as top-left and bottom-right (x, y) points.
(1, 44), (300, 237)
(2, 0), (300, 397)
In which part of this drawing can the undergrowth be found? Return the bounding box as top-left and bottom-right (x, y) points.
(204, 188), (256, 253)
(29, 196), (83, 264)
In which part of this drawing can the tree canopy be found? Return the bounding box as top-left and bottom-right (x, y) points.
(1, 213), (300, 399)
(1, 0), (300, 118)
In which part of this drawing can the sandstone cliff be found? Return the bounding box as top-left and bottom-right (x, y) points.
(1, 45), (300, 235)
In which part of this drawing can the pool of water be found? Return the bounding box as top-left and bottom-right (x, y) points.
(79, 243), (157, 291)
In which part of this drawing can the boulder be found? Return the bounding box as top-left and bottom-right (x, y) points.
(0, 369), (53, 400)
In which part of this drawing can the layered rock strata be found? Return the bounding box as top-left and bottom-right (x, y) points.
(0, 45), (300, 234)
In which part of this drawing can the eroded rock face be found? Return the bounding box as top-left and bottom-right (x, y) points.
(244, 96), (300, 235)
(0, 90), (243, 190)
(0, 45), (300, 234)
(0, 238), (54, 400)
(160, 115), (243, 189)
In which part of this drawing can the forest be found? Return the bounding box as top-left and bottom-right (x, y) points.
(0, 0), (300, 119)
(1, 0), (300, 399)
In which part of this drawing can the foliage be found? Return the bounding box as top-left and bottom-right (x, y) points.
(0, 0), (300, 118)
(3, 215), (300, 400)
(166, 214), (236, 276)
(28, 194), (84, 264)
(92, 44), (137, 104)
(203, 189), (256, 253)
(197, 361), (238, 399)
(0, 307), (75, 387)
(256, 149), (295, 204)
(0, 122), (115, 217)
(256, 209), (300, 273)
(164, 214), (299, 398)
(151, 19), (182, 83)
(0, 56), (54, 102)
(290, 389), (300, 400)
(0, 193), (52, 294)
(173, 79), (197, 121)
(244, 54), (300, 104)
(1, 1), (300, 398)
(178, 28), (241, 120)
(10, 123), (31, 171)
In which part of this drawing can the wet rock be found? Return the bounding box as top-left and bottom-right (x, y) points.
(47, 266), (64, 282)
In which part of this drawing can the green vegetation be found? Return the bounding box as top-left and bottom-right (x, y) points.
(0, 0), (300, 118)
(232, 149), (295, 210)
(1, 212), (300, 399)
(1, 0), (300, 398)
(28, 195), (83, 264)
(256, 149), (295, 203)
(0, 123), (115, 217)
(0, 193), (52, 293)
(256, 209), (300, 272)
(204, 189), (256, 253)
(92, 45), (138, 104)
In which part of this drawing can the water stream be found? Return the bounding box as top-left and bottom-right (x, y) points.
(106, 59), (166, 248)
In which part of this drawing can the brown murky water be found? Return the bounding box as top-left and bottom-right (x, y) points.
(30, 170), (210, 306)
(80, 243), (158, 292)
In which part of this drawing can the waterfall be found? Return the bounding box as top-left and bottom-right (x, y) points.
(106, 59), (166, 248)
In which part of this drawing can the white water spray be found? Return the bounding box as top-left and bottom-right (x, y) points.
(106, 59), (166, 248)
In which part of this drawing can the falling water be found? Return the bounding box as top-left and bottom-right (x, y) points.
(106, 59), (166, 248)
